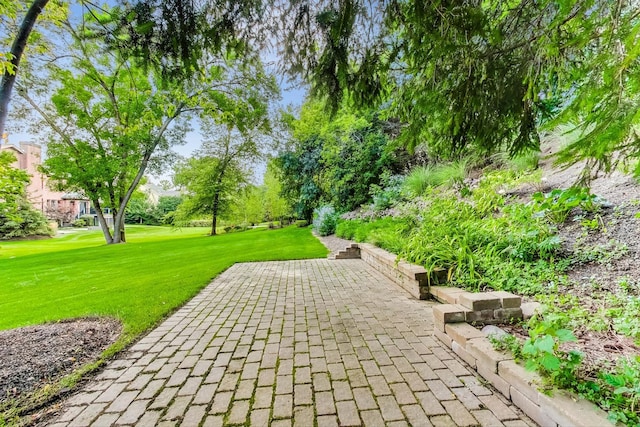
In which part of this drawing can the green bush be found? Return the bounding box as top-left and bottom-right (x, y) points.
(600, 357), (640, 425)
(531, 187), (597, 224)
(335, 219), (365, 240)
(403, 160), (470, 197)
(312, 205), (339, 236)
(0, 201), (52, 239)
(72, 218), (87, 227)
(187, 219), (211, 227)
(336, 216), (414, 255)
(336, 170), (563, 295)
(522, 313), (583, 389)
(370, 173), (405, 211)
(80, 215), (95, 226)
(430, 159), (469, 187)
(224, 224), (250, 233)
(403, 166), (435, 197)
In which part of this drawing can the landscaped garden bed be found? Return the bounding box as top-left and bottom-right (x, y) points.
(0, 319), (121, 424)
(331, 150), (640, 425)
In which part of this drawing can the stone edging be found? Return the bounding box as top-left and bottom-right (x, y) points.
(332, 242), (614, 427)
(331, 243), (446, 299)
(432, 303), (613, 427)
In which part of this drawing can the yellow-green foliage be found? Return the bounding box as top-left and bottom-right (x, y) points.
(338, 170), (562, 294)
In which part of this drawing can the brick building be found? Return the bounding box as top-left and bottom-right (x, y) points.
(0, 141), (92, 226)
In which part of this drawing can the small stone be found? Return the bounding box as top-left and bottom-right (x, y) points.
(481, 325), (508, 339)
(521, 302), (541, 320)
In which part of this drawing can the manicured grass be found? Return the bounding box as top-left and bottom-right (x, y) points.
(0, 225), (327, 340)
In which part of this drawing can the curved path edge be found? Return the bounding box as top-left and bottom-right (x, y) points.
(43, 259), (535, 427)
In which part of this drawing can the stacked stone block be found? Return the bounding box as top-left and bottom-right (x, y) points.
(431, 291), (613, 427)
(424, 269), (610, 424)
(332, 243), (446, 300)
(430, 287), (523, 325)
(330, 243), (361, 260)
(327, 242), (611, 427)
(328, 244), (613, 427)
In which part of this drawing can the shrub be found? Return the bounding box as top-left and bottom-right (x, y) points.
(312, 205), (339, 236)
(531, 187), (596, 224)
(336, 172), (563, 295)
(403, 166), (435, 197)
(224, 224), (249, 233)
(186, 219), (211, 227)
(72, 218), (87, 227)
(402, 160), (471, 197)
(522, 312), (583, 389)
(80, 215), (95, 226)
(336, 216), (414, 254)
(335, 219), (365, 240)
(430, 159), (469, 187)
(0, 201), (52, 239)
(370, 173), (405, 211)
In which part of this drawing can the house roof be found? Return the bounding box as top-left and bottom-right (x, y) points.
(0, 144), (24, 154)
(61, 192), (89, 200)
(142, 182), (181, 198)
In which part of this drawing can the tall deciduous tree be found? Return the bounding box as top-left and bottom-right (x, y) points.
(275, 135), (323, 223)
(22, 11), (277, 244)
(174, 121), (269, 235)
(276, 99), (399, 216)
(231, 185), (266, 226)
(263, 160), (291, 224)
(0, 0), (69, 139)
(0, 0), (49, 138)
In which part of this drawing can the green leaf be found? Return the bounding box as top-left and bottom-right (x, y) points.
(540, 353), (561, 371)
(522, 340), (536, 355)
(614, 387), (631, 395)
(555, 329), (577, 342)
(535, 335), (556, 353)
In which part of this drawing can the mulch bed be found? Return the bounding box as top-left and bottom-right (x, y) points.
(0, 318), (122, 407)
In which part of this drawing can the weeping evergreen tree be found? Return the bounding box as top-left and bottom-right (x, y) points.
(18, 0), (635, 178)
(281, 0), (640, 169)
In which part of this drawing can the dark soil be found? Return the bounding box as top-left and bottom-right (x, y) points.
(504, 137), (640, 373)
(542, 202), (640, 374)
(0, 318), (121, 408)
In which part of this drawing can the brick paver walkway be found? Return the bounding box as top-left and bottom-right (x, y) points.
(47, 259), (534, 426)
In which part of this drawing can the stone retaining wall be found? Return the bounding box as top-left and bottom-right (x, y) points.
(331, 242), (615, 427)
(432, 304), (614, 427)
(332, 243), (446, 299)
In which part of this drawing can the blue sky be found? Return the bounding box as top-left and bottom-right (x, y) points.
(7, 84), (307, 185)
(5, 1), (309, 183)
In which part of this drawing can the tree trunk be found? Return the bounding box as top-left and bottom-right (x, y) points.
(93, 199), (114, 244)
(111, 216), (125, 243)
(211, 191), (220, 236)
(0, 0), (50, 138)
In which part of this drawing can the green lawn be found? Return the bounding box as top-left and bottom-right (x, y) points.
(0, 225), (327, 341)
